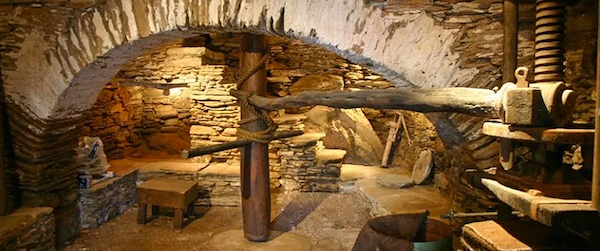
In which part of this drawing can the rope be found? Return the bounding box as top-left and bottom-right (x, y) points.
(235, 52), (278, 144)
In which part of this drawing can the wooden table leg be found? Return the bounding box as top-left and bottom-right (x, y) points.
(151, 205), (159, 218)
(174, 208), (184, 229)
(137, 204), (147, 224)
(187, 203), (194, 218)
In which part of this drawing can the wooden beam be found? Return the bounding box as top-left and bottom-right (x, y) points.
(230, 87), (502, 118)
(0, 66), (13, 216)
(592, 0), (600, 210)
(181, 130), (303, 159)
(381, 114), (401, 167)
(503, 0), (518, 84)
(482, 179), (598, 227)
(239, 33), (270, 242)
(483, 121), (595, 144)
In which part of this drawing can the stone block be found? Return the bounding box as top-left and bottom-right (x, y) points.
(289, 74), (344, 95)
(155, 106), (178, 119)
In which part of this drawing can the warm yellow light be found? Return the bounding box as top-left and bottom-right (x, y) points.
(167, 87), (185, 97)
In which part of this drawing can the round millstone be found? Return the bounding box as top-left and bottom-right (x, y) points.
(376, 174), (415, 189)
(205, 230), (312, 251)
(412, 149), (434, 185)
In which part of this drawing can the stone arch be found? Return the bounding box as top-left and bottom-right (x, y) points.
(0, 0), (506, 244)
(2, 0), (480, 122)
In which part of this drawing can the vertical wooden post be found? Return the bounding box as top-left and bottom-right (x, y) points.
(592, 0), (600, 210)
(240, 33), (270, 242)
(503, 0), (518, 84)
(0, 98), (8, 216)
(0, 56), (13, 216)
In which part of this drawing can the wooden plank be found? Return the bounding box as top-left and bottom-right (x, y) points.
(482, 122), (595, 144)
(462, 220), (590, 251)
(481, 178), (597, 227)
(229, 87), (502, 118)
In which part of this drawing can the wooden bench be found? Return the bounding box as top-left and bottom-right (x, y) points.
(136, 179), (198, 229)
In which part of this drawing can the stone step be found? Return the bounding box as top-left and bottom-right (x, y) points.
(273, 114), (307, 124)
(316, 149), (347, 162)
(287, 133), (325, 147)
(375, 173), (414, 189)
(198, 162), (240, 178)
(339, 164), (389, 182)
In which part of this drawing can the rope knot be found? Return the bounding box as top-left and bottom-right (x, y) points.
(235, 53), (277, 144)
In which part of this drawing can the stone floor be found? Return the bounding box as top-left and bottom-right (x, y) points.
(109, 157), (209, 176)
(340, 164), (452, 220)
(65, 162), (452, 250)
(64, 192), (369, 251)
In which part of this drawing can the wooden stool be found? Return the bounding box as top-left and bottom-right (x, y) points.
(136, 179), (198, 229)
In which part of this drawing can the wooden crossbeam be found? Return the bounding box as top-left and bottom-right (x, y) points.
(230, 87), (502, 118)
(181, 130), (303, 159)
(482, 178), (598, 227)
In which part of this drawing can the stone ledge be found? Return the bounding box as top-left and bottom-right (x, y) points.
(0, 207), (55, 251)
(286, 133), (325, 147)
(273, 114), (308, 124)
(198, 162), (240, 177)
(315, 149), (347, 162)
(79, 168), (139, 193)
(78, 169), (138, 229)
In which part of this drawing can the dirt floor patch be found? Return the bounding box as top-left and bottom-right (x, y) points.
(64, 192), (371, 251)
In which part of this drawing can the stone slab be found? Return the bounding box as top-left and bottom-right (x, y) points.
(273, 114), (307, 123)
(355, 178), (451, 219)
(199, 162), (240, 177)
(206, 229), (312, 251)
(376, 173), (414, 189)
(287, 133), (326, 147)
(315, 149), (347, 162)
(340, 164), (390, 182)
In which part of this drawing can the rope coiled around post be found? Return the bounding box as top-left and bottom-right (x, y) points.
(235, 52), (278, 144)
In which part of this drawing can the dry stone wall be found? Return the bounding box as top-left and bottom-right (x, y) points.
(188, 65), (241, 163)
(81, 84), (144, 160)
(78, 169), (138, 229)
(83, 41), (201, 159)
(1, 0), (599, 245)
(0, 207), (56, 251)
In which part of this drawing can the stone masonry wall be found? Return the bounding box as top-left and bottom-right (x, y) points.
(81, 84), (144, 160)
(78, 169), (138, 229)
(1, 0), (598, 244)
(83, 41), (202, 159)
(0, 207), (56, 251)
(188, 65), (241, 163)
(84, 34), (351, 192)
